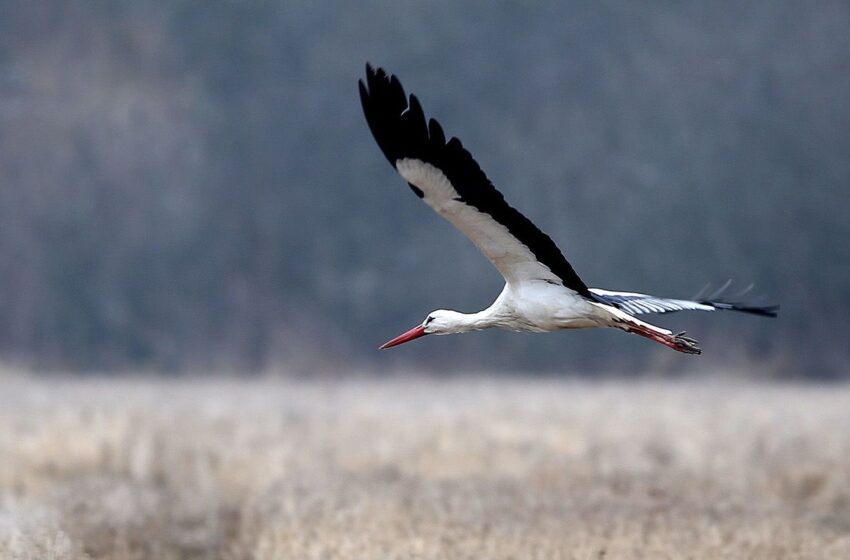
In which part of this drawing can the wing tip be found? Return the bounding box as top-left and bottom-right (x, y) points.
(704, 301), (780, 317)
(358, 64), (593, 296)
(696, 282), (780, 318)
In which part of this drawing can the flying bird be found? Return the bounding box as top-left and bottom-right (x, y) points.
(359, 64), (777, 354)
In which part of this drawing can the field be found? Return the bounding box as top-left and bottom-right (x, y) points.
(1, 372), (849, 559)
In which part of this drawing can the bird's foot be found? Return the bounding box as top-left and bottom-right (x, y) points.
(625, 324), (702, 355)
(668, 331), (702, 355)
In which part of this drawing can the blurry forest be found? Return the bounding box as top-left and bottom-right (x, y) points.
(0, 1), (848, 376)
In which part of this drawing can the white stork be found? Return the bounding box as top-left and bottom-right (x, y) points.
(359, 64), (777, 355)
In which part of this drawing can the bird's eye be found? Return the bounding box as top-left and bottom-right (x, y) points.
(424, 316), (434, 325)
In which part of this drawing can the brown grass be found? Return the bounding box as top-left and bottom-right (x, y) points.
(1, 372), (849, 559)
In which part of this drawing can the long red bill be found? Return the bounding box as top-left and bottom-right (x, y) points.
(379, 325), (428, 349)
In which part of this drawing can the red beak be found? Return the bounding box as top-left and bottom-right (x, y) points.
(380, 325), (428, 349)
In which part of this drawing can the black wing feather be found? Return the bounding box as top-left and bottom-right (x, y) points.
(359, 63), (591, 297)
(591, 289), (779, 317)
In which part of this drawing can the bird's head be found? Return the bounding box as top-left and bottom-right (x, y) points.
(379, 310), (467, 349)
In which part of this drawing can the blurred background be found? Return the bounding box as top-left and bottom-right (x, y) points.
(0, 1), (848, 377)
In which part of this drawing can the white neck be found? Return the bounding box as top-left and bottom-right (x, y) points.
(453, 309), (502, 333)
(429, 300), (513, 335)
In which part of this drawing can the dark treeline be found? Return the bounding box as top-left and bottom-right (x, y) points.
(0, 2), (847, 376)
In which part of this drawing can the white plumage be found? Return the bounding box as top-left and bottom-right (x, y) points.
(396, 159), (567, 288)
(360, 65), (777, 355)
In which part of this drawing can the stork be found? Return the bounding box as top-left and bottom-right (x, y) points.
(359, 64), (777, 354)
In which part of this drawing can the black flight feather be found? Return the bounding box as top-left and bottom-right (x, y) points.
(359, 63), (592, 298)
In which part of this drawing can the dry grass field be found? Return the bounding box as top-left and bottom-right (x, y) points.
(1, 371), (849, 559)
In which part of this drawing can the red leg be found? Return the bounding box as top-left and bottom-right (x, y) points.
(626, 325), (702, 355)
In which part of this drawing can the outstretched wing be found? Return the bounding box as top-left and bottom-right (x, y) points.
(589, 288), (779, 317)
(359, 64), (591, 296)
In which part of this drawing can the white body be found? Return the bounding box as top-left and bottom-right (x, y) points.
(361, 65), (771, 354)
(428, 282), (670, 337)
(396, 158), (671, 338)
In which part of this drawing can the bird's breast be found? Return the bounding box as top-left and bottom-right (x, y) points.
(500, 282), (602, 331)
